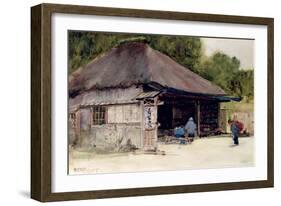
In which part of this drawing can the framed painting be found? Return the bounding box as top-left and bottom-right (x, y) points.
(31, 3), (274, 202)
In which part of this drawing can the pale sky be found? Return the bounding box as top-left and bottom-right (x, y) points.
(201, 38), (254, 70)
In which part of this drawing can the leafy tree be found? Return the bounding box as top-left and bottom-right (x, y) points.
(229, 70), (254, 99)
(146, 35), (202, 72)
(198, 52), (241, 94)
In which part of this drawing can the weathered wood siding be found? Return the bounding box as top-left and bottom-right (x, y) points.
(80, 108), (92, 130)
(219, 108), (228, 133)
(107, 104), (141, 123)
(86, 123), (142, 152)
(69, 87), (144, 152)
(69, 86), (142, 111)
(77, 103), (142, 151)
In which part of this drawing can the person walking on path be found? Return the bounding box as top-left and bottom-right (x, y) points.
(228, 115), (241, 146)
(231, 121), (240, 145)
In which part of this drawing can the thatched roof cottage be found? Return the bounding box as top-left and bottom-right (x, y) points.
(69, 41), (236, 152)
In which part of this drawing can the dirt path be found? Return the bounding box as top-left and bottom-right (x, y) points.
(69, 136), (254, 175)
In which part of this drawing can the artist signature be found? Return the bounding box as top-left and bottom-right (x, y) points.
(73, 168), (99, 173)
(73, 167), (86, 172)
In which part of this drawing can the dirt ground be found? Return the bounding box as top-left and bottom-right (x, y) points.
(69, 136), (254, 175)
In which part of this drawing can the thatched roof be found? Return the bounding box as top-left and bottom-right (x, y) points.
(69, 42), (225, 96)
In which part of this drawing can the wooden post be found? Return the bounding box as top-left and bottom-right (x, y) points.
(76, 109), (81, 135)
(217, 102), (220, 128)
(172, 105), (175, 128)
(197, 101), (201, 137)
(142, 97), (158, 151)
(140, 100), (144, 149)
(154, 97), (158, 150)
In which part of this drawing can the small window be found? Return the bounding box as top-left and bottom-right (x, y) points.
(69, 113), (76, 128)
(92, 106), (106, 125)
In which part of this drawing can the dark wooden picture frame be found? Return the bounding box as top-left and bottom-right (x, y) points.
(31, 3), (274, 202)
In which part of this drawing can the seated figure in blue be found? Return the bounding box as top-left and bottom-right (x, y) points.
(174, 125), (186, 144)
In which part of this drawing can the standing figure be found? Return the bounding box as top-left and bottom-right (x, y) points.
(228, 119), (240, 145)
(231, 122), (240, 145)
(185, 117), (197, 141)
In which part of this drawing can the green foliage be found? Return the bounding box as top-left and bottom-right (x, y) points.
(198, 52), (253, 98)
(146, 35), (202, 72)
(68, 31), (254, 99)
(68, 32), (133, 74)
(229, 70), (254, 99)
(198, 52), (240, 93)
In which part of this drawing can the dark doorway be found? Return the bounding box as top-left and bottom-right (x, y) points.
(172, 103), (196, 127)
(157, 101), (196, 129)
(158, 104), (173, 129)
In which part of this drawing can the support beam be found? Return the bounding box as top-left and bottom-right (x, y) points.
(217, 102), (220, 128)
(197, 100), (201, 137)
(140, 100), (144, 149)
